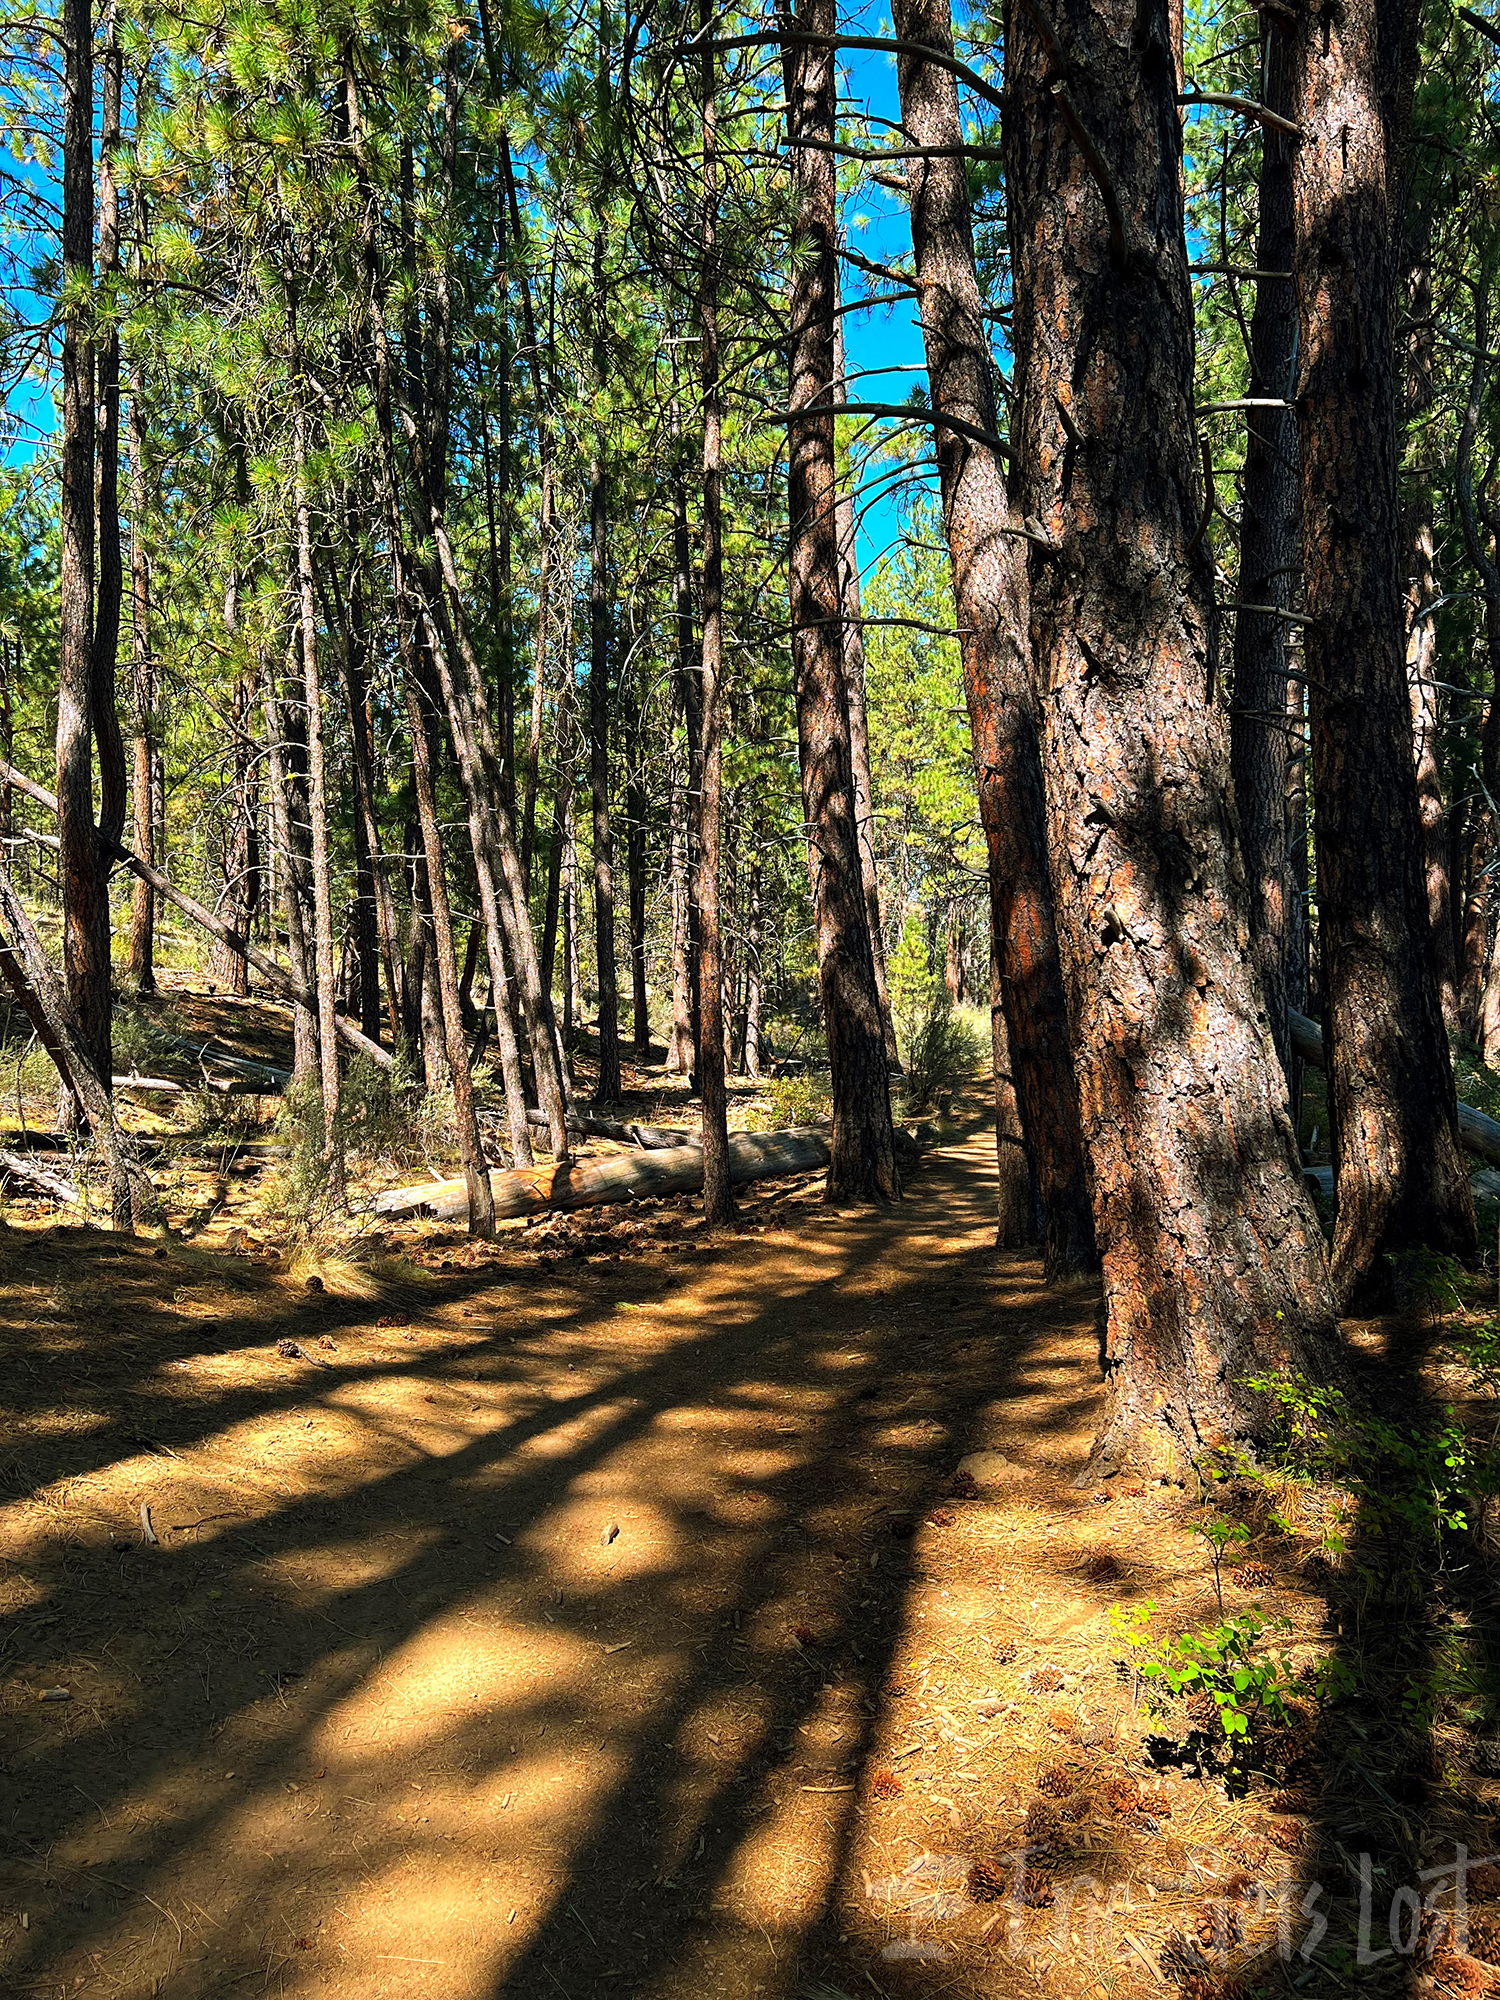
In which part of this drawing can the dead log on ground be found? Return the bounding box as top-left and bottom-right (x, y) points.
(522, 1105), (693, 1150)
(371, 1127), (833, 1222)
(1288, 1006), (1500, 1166)
(0, 1150), (82, 1206)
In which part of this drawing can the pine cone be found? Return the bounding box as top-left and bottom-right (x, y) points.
(1028, 1664), (1064, 1693)
(1268, 1789), (1317, 1816)
(967, 1858), (1007, 1903)
(1465, 1912), (1500, 1967)
(1194, 1899), (1244, 1950)
(949, 1469), (980, 1499)
(1471, 1865), (1500, 1900)
(1185, 1690), (1221, 1731)
(1159, 1933), (1212, 1983)
(1181, 1978), (1249, 2000)
(1037, 1761), (1078, 1799)
(1100, 1772), (1142, 1816)
(1430, 1951), (1493, 1999)
(1267, 1818), (1303, 1854)
(1231, 1831), (1271, 1869)
(1224, 1867), (1261, 1902)
(1229, 1559), (1275, 1591)
(1024, 1799), (1062, 1841)
(869, 1768), (903, 1800)
(1016, 1864), (1056, 1909)
(926, 1507), (955, 1527)
(992, 1639), (1018, 1665)
(1047, 1706), (1077, 1735)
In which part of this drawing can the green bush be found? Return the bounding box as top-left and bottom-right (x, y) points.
(765, 1072), (828, 1130)
(900, 997), (986, 1112)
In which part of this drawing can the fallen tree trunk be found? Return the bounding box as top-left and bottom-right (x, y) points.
(0, 1149), (82, 1206)
(1288, 1006), (1500, 1167)
(371, 1127), (832, 1222)
(522, 1105), (693, 1150)
(0, 756), (393, 1074)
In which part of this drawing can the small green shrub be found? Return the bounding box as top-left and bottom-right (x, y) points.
(899, 997), (985, 1112)
(765, 1072), (829, 1130)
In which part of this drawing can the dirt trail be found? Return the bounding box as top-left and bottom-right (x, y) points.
(1, 1111), (1372, 2000)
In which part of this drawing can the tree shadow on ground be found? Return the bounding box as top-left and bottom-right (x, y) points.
(0, 1104), (1104, 1998)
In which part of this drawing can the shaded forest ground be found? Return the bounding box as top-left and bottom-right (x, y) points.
(4, 995), (1500, 1997)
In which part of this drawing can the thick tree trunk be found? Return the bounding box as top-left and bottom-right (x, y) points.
(292, 395), (345, 1198)
(831, 317), (899, 1067)
(93, 14), (127, 862)
(1006, 0), (1342, 1468)
(1458, 274), (1500, 1068)
(779, 0), (899, 1205)
(893, 0), (1093, 1271)
(1228, 20), (1301, 1092)
(59, 0), (111, 1092)
(989, 923), (1036, 1247)
(1289, 0), (1475, 1302)
(699, 20), (733, 1222)
(402, 666), (495, 1236)
(125, 357), (156, 995)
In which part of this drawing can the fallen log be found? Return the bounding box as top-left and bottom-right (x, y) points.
(522, 1105), (693, 1150)
(370, 1127), (832, 1222)
(1287, 1006), (1500, 1167)
(0, 1148), (82, 1207)
(0, 756), (393, 1074)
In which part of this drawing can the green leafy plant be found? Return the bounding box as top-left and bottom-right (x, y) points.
(1138, 1610), (1300, 1742)
(764, 1073), (829, 1131)
(1193, 1515), (1250, 1613)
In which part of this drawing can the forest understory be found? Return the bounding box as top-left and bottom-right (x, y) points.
(4, 985), (1500, 2000)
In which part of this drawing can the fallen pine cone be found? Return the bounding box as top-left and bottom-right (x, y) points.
(1046, 1707), (1076, 1735)
(1267, 1818), (1303, 1853)
(1180, 1977), (1249, 2000)
(1024, 1799), (1062, 1841)
(1028, 1664), (1063, 1693)
(304, 1274), (324, 1293)
(1231, 1832), (1270, 1870)
(1185, 1690), (1221, 1731)
(992, 1639), (1018, 1665)
(926, 1507), (955, 1527)
(1194, 1899), (1244, 1950)
(1229, 1559), (1275, 1591)
(1117, 1481), (1146, 1499)
(1037, 1761), (1078, 1799)
(1430, 1952), (1495, 1999)
(274, 1338), (333, 1370)
(949, 1470), (981, 1499)
(1099, 1773), (1142, 1816)
(967, 1858), (1007, 1903)
(1465, 1912), (1500, 1966)
(376, 1314), (405, 1328)
(869, 1768), (903, 1800)
(1267, 1789), (1317, 1817)
(1471, 1865), (1500, 1900)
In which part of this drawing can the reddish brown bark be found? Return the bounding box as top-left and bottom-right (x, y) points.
(1289, 0), (1475, 1300)
(1006, 0), (1342, 1468)
(125, 356), (156, 995)
(1406, 514), (1459, 1035)
(779, 0), (899, 1204)
(893, 0), (1095, 1273)
(58, 0), (111, 1091)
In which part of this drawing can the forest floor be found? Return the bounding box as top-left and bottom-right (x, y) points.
(3, 987), (1500, 1999)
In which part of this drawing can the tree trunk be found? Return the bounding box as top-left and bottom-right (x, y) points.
(667, 740), (695, 1073)
(893, 0), (1093, 1269)
(208, 604), (260, 1000)
(589, 238), (623, 1105)
(743, 857), (764, 1079)
(1460, 811), (1489, 1044)
(671, 452), (704, 1085)
(59, 0), (110, 1091)
(779, 0), (899, 1205)
(1406, 512), (1459, 1033)
(338, 556), (402, 1047)
(264, 675), (319, 1088)
(125, 354), (156, 995)
(93, 11), (127, 863)
(699, 17), (733, 1222)
(1458, 272), (1500, 1067)
(1005, 0), (1342, 1468)
(402, 664), (496, 1236)
(0, 860), (148, 1229)
(292, 393), (345, 1197)
(1288, 0), (1475, 1303)
(990, 922), (1036, 1247)
(1228, 18), (1301, 1093)
(831, 317), (898, 1066)
(625, 708), (651, 1061)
